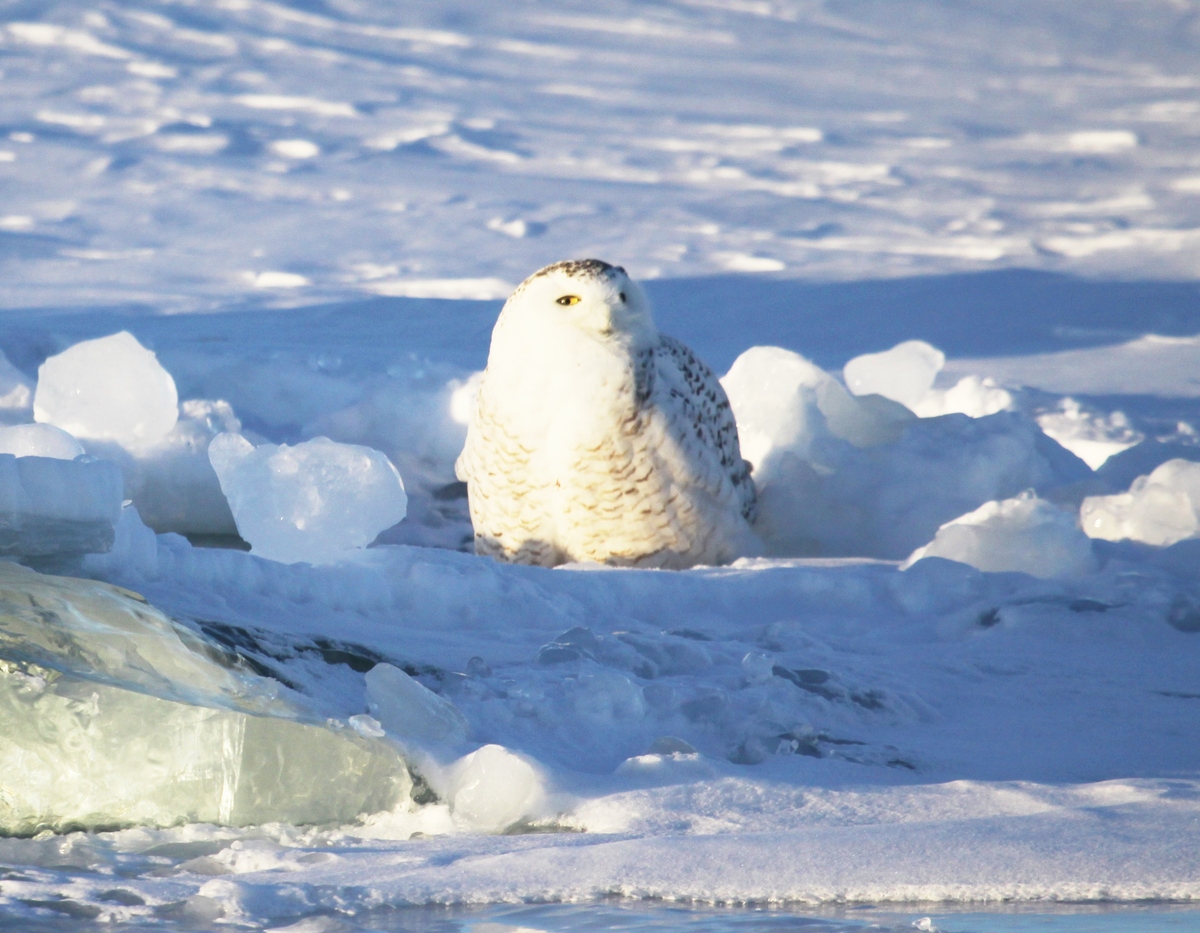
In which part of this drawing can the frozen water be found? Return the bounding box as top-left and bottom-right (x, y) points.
(723, 346), (913, 469)
(1081, 459), (1200, 546)
(447, 744), (550, 833)
(0, 562), (410, 834)
(101, 398), (242, 537)
(911, 374), (1014, 420)
(0, 423), (83, 460)
(0, 0), (1199, 924)
(844, 340), (1013, 419)
(81, 504), (162, 580)
(33, 332), (179, 449)
(0, 351), (34, 424)
(904, 492), (1096, 579)
(724, 344), (1086, 558)
(844, 340), (945, 411)
(724, 343), (1089, 557)
(1038, 399), (1146, 470)
(208, 433), (407, 564)
(0, 453), (122, 557)
(365, 662), (469, 756)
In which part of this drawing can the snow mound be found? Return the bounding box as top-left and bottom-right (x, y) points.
(0, 562), (410, 834)
(0, 453), (122, 557)
(0, 423), (83, 460)
(724, 347), (1090, 558)
(843, 340), (1013, 419)
(33, 332), (179, 449)
(1081, 458), (1200, 546)
(904, 491), (1096, 578)
(208, 433), (407, 564)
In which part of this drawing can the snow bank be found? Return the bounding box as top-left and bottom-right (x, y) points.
(723, 346), (1090, 558)
(209, 433), (407, 564)
(1081, 458), (1200, 546)
(904, 492), (1096, 578)
(0, 562), (410, 835)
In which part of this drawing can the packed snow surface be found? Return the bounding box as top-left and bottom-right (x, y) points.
(1, 0), (1200, 929)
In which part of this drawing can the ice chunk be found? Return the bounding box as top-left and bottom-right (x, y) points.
(365, 662), (469, 755)
(844, 341), (1013, 420)
(0, 562), (410, 834)
(304, 361), (478, 550)
(722, 345), (913, 468)
(81, 503), (160, 579)
(844, 340), (945, 411)
(208, 433), (407, 564)
(0, 351), (34, 423)
(94, 398), (241, 536)
(725, 346), (1088, 559)
(751, 405), (1090, 560)
(33, 331), (179, 449)
(0, 423), (83, 460)
(911, 375), (1014, 420)
(904, 492), (1096, 578)
(1080, 458), (1200, 546)
(0, 454), (122, 557)
(1037, 398), (1143, 470)
(448, 744), (548, 833)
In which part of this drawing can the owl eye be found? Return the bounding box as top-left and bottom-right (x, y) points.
(556, 295), (582, 306)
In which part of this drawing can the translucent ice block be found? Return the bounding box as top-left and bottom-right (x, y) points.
(0, 563), (410, 835)
(0, 454), (123, 557)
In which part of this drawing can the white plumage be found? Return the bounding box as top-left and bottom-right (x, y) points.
(455, 259), (758, 568)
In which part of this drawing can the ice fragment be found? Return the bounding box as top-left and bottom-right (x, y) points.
(208, 433), (407, 564)
(34, 332), (179, 448)
(0, 423), (84, 460)
(0, 562), (410, 834)
(0, 453), (122, 557)
(904, 491), (1096, 578)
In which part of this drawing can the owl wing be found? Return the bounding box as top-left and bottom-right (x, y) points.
(652, 334), (757, 523)
(455, 374), (565, 565)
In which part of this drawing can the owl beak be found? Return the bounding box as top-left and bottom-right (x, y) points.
(595, 303), (616, 336)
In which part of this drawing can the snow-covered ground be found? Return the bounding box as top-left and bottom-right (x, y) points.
(2, 1), (1200, 930)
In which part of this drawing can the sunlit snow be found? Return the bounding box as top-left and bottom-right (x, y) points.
(0, 0), (1199, 929)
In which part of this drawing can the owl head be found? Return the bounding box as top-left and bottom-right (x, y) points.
(504, 259), (657, 348)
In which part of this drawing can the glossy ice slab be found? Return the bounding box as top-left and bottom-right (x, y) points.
(0, 455), (122, 558)
(0, 562), (410, 834)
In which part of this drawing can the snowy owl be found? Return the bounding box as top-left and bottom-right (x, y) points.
(455, 259), (758, 568)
